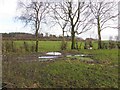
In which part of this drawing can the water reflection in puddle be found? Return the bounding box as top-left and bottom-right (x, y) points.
(46, 52), (62, 56)
(38, 56), (58, 59)
(66, 54), (93, 57)
(38, 56), (59, 61)
(38, 52), (62, 61)
(38, 52), (94, 62)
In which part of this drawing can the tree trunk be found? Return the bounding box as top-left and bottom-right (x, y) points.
(98, 30), (102, 49)
(62, 30), (65, 42)
(35, 29), (39, 52)
(97, 16), (102, 49)
(71, 27), (75, 49)
(35, 39), (39, 52)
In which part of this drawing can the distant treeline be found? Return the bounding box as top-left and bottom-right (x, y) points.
(1, 32), (96, 41)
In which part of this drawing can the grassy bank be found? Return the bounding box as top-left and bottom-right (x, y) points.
(2, 49), (118, 88)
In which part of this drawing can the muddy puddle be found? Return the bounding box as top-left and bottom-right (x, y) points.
(38, 52), (62, 61)
(3, 52), (95, 63)
(38, 52), (95, 63)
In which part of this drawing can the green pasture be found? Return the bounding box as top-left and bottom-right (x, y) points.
(3, 40), (98, 53)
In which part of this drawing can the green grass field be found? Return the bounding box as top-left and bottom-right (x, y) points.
(2, 40), (119, 88)
(3, 40), (99, 53)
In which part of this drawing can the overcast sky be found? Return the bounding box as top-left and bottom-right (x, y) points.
(0, 0), (119, 40)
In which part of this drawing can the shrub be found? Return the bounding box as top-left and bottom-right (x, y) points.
(23, 41), (29, 52)
(101, 42), (109, 49)
(84, 41), (87, 49)
(61, 41), (67, 50)
(116, 42), (120, 49)
(30, 44), (35, 52)
(3, 41), (16, 53)
(109, 41), (116, 49)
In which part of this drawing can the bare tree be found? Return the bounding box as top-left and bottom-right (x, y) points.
(66, 0), (93, 49)
(17, 0), (49, 52)
(89, 0), (118, 49)
(49, 0), (93, 50)
(50, 2), (69, 44)
(50, 3), (70, 50)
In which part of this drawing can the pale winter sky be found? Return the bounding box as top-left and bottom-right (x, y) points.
(0, 0), (119, 40)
